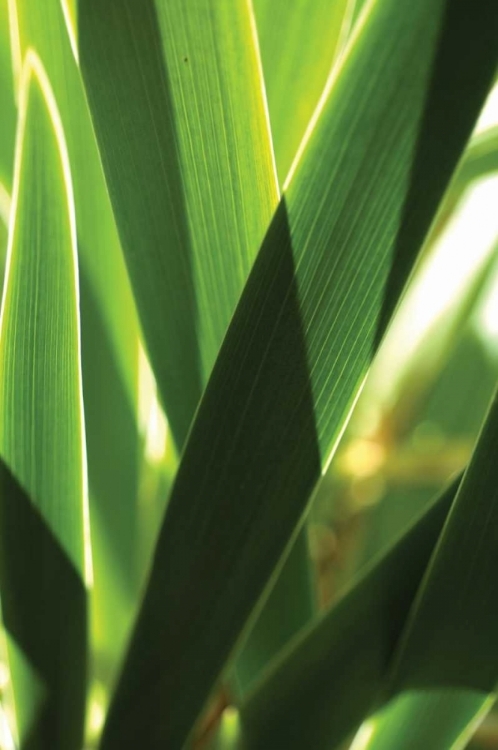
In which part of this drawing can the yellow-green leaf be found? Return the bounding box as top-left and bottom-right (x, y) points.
(254, 0), (355, 182)
(0, 51), (88, 749)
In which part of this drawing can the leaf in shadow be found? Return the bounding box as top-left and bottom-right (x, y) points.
(101, 200), (322, 749)
(0, 458), (87, 750)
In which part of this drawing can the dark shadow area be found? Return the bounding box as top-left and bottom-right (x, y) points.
(0, 459), (87, 750)
(233, 525), (315, 698)
(78, 0), (202, 450)
(79, 267), (140, 598)
(374, 0), (498, 349)
(100, 200), (322, 749)
(241, 478), (460, 750)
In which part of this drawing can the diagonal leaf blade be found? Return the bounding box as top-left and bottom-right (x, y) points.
(240, 477), (461, 750)
(254, 0), (355, 183)
(361, 382), (498, 748)
(0, 50), (88, 749)
(76, 0), (309, 695)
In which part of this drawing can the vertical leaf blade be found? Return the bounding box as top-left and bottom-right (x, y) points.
(0, 51), (88, 749)
(11, 0), (144, 675)
(78, 0), (279, 449)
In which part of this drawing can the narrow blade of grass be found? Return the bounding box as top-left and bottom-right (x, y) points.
(430, 125), (498, 243)
(0, 51), (87, 749)
(10, 0), (144, 677)
(99, 1), (498, 748)
(0, 0), (15, 189)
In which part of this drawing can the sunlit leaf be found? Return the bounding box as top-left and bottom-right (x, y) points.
(10, 0), (143, 674)
(77, 0), (279, 450)
(97, 1), (498, 748)
(77, 0), (308, 696)
(0, 51), (87, 749)
(0, 0), (16, 189)
(254, 0), (355, 182)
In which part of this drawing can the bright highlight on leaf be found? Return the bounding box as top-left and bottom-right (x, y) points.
(0, 1), (496, 749)
(93, 1), (498, 748)
(0, 49), (88, 749)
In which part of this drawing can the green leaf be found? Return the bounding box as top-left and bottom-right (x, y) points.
(98, 1), (498, 748)
(78, 0), (279, 450)
(12, 0), (139, 405)
(430, 125), (498, 243)
(0, 51), (87, 749)
(239, 478), (459, 750)
(0, 0), (16, 189)
(232, 527), (316, 698)
(254, 0), (355, 183)
(77, 0), (300, 693)
(0, 182), (8, 286)
(361, 690), (492, 750)
(10, 0), (144, 675)
(361, 385), (498, 747)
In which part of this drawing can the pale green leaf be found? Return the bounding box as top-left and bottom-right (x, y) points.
(0, 51), (87, 749)
(254, 0), (355, 182)
(0, 0), (16, 189)
(10, 0), (144, 673)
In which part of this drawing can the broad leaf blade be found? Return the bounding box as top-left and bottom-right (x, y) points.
(0, 51), (87, 749)
(77, 0), (303, 693)
(254, 0), (355, 182)
(78, 0), (279, 449)
(99, 1), (498, 748)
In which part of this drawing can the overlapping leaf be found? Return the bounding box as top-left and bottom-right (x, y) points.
(361, 378), (498, 747)
(78, 0), (279, 450)
(0, 51), (87, 749)
(240, 478), (460, 749)
(9, 0), (145, 669)
(76, 0), (313, 695)
(89, 1), (498, 748)
(254, 0), (355, 182)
